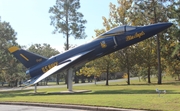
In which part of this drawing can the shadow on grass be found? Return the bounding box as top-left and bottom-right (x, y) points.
(0, 88), (179, 98)
(91, 89), (180, 95)
(16, 89), (179, 97)
(0, 81), (180, 97)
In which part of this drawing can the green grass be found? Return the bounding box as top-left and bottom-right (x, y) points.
(0, 76), (180, 111)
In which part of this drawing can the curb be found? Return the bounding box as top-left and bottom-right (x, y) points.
(0, 102), (146, 111)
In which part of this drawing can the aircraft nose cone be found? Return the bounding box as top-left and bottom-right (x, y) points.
(154, 22), (173, 30)
(167, 22), (173, 26)
(159, 22), (173, 29)
(144, 22), (173, 35)
(137, 22), (173, 38)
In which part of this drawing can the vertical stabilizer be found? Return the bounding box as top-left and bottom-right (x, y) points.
(8, 46), (47, 68)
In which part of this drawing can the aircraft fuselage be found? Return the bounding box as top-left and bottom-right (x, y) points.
(26, 23), (172, 78)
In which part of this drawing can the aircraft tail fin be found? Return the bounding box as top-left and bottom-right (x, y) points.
(8, 46), (47, 68)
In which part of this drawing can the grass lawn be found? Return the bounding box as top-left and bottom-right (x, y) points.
(0, 76), (180, 111)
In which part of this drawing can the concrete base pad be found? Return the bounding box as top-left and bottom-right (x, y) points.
(25, 92), (47, 94)
(47, 90), (91, 94)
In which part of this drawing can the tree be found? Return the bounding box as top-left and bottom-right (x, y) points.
(102, 0), (133, 85)
(164, 1), (180, 79)
(49, 0), (87, 87)
(78, 25), (120, 85)
(77, 53), (118, 85)
(82, 0), (134, 85)
(28, 43), (59, 58)
(169, 1), (180, 58)
(49, 0), (87, 50)
(96, 54), (119, 85)
(0, 18), (22, 87)
(129, 0), (175, 84)
(0, 18), (18, 69)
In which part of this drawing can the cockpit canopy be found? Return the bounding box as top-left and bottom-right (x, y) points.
(97, 25), (137, 39)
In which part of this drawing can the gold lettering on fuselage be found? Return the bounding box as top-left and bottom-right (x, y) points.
(36, 58), (42, 62)
(126, 31), (145, 41)
(42, 62), (58, 73)
(100, 41), (107, 48)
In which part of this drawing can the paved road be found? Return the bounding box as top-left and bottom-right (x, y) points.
(0, 104), (87, 111)
(0, 103), (145, 111)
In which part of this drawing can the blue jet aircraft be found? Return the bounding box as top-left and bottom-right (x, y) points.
(8, 22), (172, 87)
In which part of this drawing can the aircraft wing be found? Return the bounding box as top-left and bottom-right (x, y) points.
(23, 51), (91, 88)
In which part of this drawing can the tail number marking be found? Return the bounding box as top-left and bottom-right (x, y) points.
(42, 62), (58, 73)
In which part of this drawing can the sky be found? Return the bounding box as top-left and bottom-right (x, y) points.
(0, 0), (118, 52)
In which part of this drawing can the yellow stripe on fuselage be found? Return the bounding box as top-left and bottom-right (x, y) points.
(20, 54), (29, 61)
(8, 46), (19, 53)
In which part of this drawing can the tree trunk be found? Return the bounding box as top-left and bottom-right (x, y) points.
(74, 75), (79, 83)
(106, 64), (109, 86)
(15, 80), (18, 87)
(138, 76), (141, 82)
(19, 80), (21, 87)
(88, 78), (91, 82)
(65, 8), (69, 88)
(65, 71), (68, 89)
(127, 68), (130, 85)
(94, 76), (97, 84)
(106, 73), (109, 86)
(147, 46), (151, 83)
(152, 0), (162, 84)
(81, 75), (85, 83)
(65, 74), (68, 84)
(74, 71), (79, 83)
(56, 73), (60, 85)
(157, 34), (162, 84)
(66, 7), (69, 50)
(126, 48), (130, 85)
(45, 78), (48, 85)
(148, 65), (151, 83)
